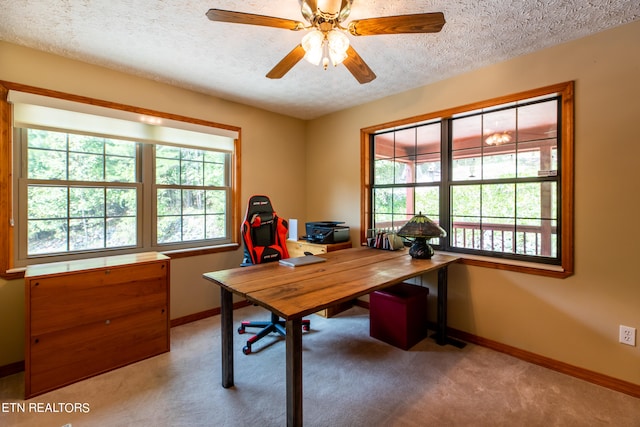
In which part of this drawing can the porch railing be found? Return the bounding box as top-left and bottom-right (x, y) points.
(373, 220), (556, 257)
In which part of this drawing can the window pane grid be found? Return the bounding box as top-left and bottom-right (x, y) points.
(450, 178), (557, 257)
(27, 184), (137, 255)
(155, 144), (230, 245)
(25, 129), (139, 256)
(156, 187), (227, 244)
(372, 94), (561, 263)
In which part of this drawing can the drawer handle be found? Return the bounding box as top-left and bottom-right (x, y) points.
(105, 319), (111, 325)
(34, 282), (40, 287)
(105, 269), (111, 275)
(34, 338), (39, 344)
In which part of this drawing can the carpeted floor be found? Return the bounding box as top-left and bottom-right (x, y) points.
(1, 305), (639, 427)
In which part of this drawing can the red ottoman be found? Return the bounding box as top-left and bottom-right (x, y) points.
(369, 282), (429, 350)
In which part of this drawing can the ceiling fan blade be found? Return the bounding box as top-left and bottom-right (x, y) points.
(266, 44), (307, 79)
(342, 46), (376, 84)
(348, 12), (445, 36)
(206, 9), (305, 31)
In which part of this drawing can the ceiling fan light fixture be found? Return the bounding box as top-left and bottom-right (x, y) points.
(327, 30), (349, 66)
(302, 30), (324, 65)
(302, 29), (349, 69)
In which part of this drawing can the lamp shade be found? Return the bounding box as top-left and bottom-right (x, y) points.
(396, 212), (446, 239)
(396, 213), (445, 259)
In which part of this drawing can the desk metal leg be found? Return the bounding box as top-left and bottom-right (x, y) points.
(436, 266), (448, 346)
(285, 318), (303, 427)
(221, 287), (234, 388)
(434, 266), (466, 348)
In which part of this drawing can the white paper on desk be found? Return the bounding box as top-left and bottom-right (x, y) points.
(288, 219), (298, 241)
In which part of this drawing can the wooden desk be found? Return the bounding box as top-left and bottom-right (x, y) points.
(203, 247), (459, 427)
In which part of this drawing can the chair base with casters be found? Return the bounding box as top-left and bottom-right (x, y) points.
(237, 312), (310, 355)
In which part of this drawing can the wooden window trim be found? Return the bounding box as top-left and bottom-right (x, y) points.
(0, 81), (242, 279)
(360, 81), (574, 278)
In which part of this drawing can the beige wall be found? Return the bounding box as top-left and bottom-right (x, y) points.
(1, 19), (639, 387)
(0, 41), (308, 366)
(306, 21), (640, 385)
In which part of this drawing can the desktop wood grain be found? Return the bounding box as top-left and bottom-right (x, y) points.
(204, 247), (459, 319)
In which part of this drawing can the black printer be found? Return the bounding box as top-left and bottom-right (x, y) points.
(304, 221), (350, 244)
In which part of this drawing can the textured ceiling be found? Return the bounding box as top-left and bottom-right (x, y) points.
(1, 1), (638, 120)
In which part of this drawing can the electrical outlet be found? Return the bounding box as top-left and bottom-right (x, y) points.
(619, 325), (636, 346)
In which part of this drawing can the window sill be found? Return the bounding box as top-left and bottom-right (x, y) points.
(436, 251), (572, 279)
(2, 268), (26, 280)
(161, 243), (240, 259)
(2, 243), (241, 279)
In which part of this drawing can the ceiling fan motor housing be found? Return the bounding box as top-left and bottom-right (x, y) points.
(300, 0), (353, 23)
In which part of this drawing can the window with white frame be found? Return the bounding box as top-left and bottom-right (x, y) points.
(20, 129), (139, 255)
(155, 144), (229, 244)
(10, 91), (237, 266)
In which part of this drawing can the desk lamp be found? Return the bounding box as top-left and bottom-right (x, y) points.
(396, 212), (446, 259)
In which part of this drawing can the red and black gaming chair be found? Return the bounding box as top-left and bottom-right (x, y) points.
(237, 195), (310, 355)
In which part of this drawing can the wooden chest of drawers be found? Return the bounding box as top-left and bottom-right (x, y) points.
(286, 240), (353, 317)
(286, 239), (352, 258)
(24, 252), (170, 398)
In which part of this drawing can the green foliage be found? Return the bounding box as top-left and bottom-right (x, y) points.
(27, 129), (66, 150)
(28, 186), (67, 219)
(28, 219), (67, 254)
(155, 145), (228, 187)
(415, 187), (439, 218)
(157, 189), (181, 216)
(181, 160), (204, 186)
(157, 216), (181, 244)
(206, 214), (226, 239)
(106, 188), (137, 217)
(28, 148), (67, 180)
(70, 187), (104, 218)
(156, 158), (180, 185)
(182, 190), (205, 214)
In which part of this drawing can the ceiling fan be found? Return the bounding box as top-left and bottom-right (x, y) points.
(206, 0), (445, 84)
